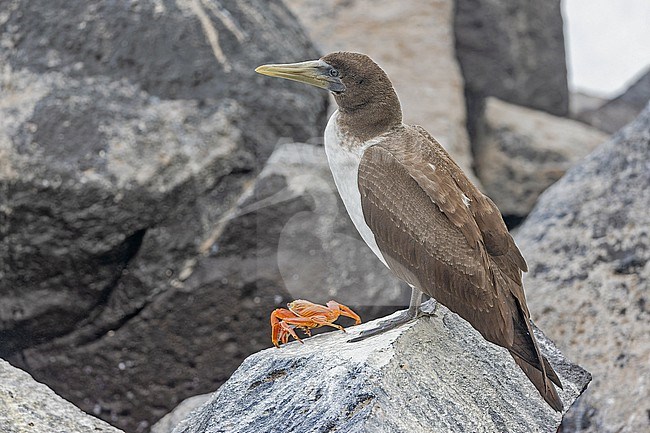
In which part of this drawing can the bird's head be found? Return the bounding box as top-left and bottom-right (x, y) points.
(256, 52), (400, 114)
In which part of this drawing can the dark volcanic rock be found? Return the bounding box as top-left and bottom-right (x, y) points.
(577, 68), (650, 134)
(0, 1), (327, 431)
(1, 71), (250, 354)
(454, 0), (569, 117)
(0, 0), (324, 148)
(516, 103), (650, 433)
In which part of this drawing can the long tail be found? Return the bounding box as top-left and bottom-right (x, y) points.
(510, 351), (563, 411)
(509, 302), (564, 411)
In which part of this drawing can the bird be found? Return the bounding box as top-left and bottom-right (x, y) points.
(255, 51), (564, 411)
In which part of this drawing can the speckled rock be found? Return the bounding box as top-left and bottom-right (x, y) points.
(577, 68), (650, 134)
(474, 98), (609, 224)
(172, 305), (590, 433)
(516, 103), (650, 433)
(284, 0), (476, 183)
(0, 359), (124, 433)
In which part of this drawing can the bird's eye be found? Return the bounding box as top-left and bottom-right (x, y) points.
(329, 68), (340, 77)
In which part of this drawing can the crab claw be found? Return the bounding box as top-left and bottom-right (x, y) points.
(327, 300), (362, 325)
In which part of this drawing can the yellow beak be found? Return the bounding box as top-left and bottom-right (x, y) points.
(255, 59), (345, 93)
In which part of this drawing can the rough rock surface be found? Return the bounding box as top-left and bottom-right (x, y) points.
(0, 1), (327, 431)
(0, 359), (124, 433)
(151, 394), (210, 433)
(473, 98), (609, 223)
(454, 0), (569, 117)
(172, 304), (590, 433)
(284, 0), (476, 182)
(577, 68), (650, 133)
(516, 103), (650, 433)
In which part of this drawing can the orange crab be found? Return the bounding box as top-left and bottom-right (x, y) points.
(270, 300), (362, 347)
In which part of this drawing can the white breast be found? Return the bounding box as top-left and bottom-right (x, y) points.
(324, 110), (389, 268)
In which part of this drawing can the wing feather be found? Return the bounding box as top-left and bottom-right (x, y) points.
(358, 142), (513, 345)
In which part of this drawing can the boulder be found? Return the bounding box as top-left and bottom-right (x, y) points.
(171, 304), (591, 433)
(284, 0), (476, 182)
(0, 359), (125, 433)
(1, 1), (327, 431)
(577, 68), (650, 134)
(454, 0), (569, 117)
(151, 394), (210, 433)
(1, 0), (326, 146)
(473, 98), (608, 225)
(516, 103), (650, 433)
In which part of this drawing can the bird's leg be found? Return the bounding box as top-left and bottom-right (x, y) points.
(420, 297), (439, 316)
(348, 286), (430, 343)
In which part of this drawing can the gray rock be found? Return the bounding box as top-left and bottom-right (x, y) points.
(172, 304), (590, 433)
(1, 68), (252, 353)
(0, 358), (125, 433)
(454, 0), (569, 117)
(516, 103), (650, 433)
(151, 394), (211, 433)
(473, 98), (608, 223)
(577, 68), (650, 133)
(1, 0), (325, 147)
(0, 1), (327, 431)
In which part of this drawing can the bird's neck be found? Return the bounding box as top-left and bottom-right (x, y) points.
(335, 91), (402, 143)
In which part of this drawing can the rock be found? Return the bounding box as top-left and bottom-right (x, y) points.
(172, 304), (590, 433)
(0, 1), (327, 431)
(1, 0), (325, 146)
(516, 103), (650, 433)
(473, 98), (609, 225)
(1, 68), (253, 353)
(0, 358), (125, 433)
(569, 92), (607, 118)
(577, 68), (650, 133)
(151, 394), (210, 433)
(284, 0), (476, 183)
(454, 0), (569, 117)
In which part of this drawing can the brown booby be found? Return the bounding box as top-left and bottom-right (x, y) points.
(255, 52), (563, 411)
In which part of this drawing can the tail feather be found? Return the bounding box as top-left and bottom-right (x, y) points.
(509, 297), (564, 410)
(511, 352), (563, 412)
(542, 355), (563, 389)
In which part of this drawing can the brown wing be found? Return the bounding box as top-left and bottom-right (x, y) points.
(412, 125), (526, 266)
(357, 140), (514, 347)
(411, 125), (529, 312)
